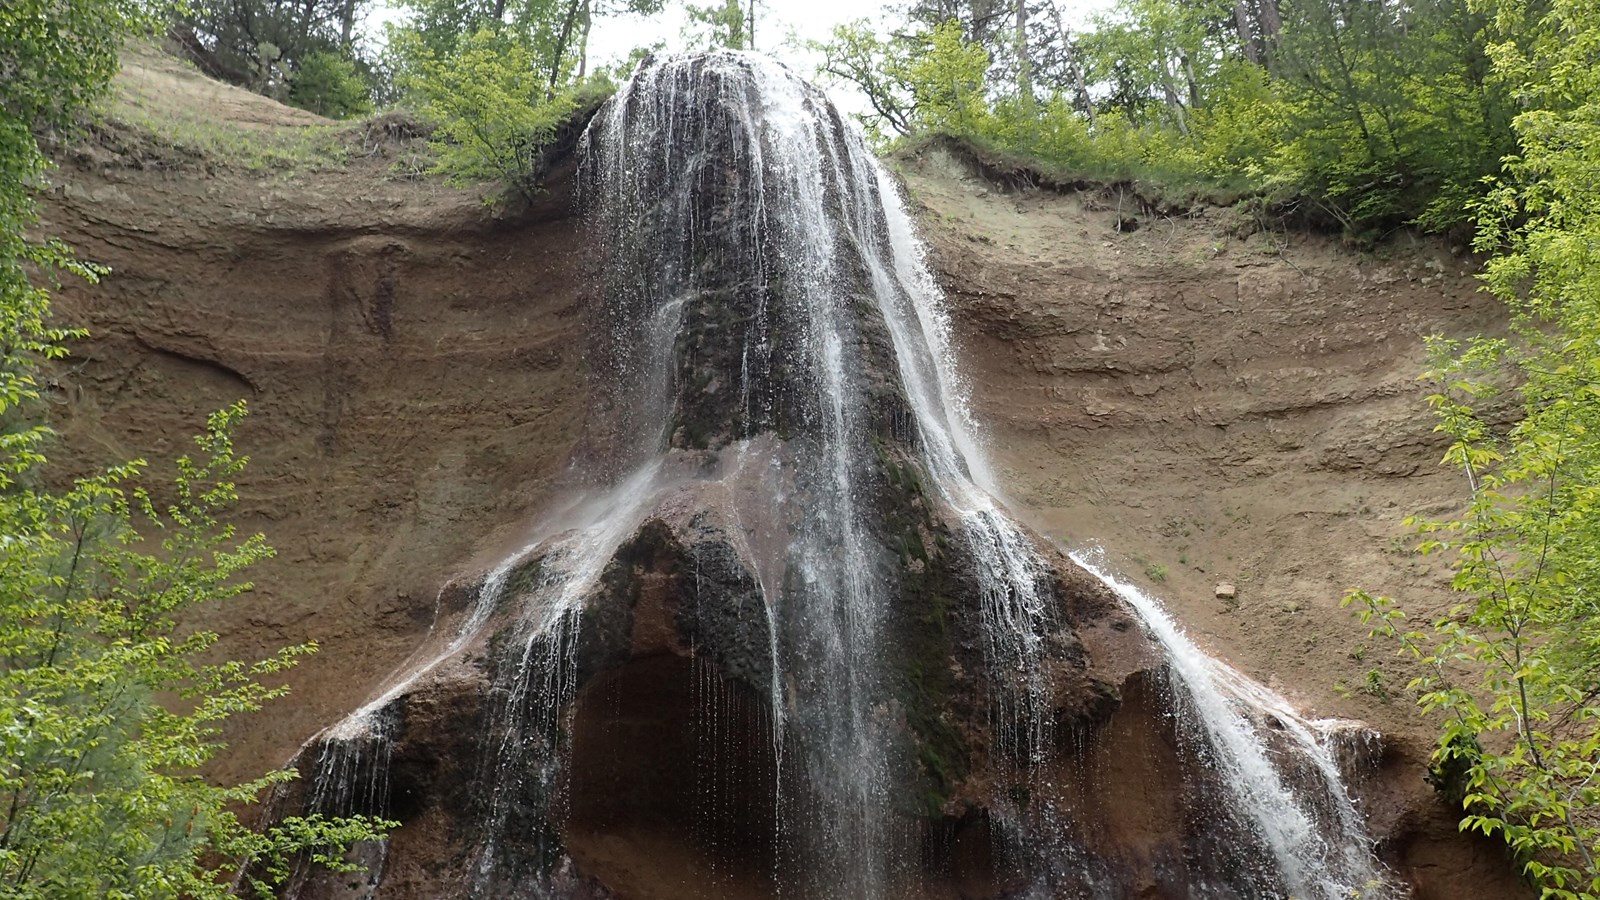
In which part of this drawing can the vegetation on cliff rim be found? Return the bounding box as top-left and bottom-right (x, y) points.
(813, 0), (1517, 239)
(2, 3), (390, 895)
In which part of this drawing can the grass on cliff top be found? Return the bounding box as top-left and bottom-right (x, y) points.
(83, 41), (444, 177)
(891, 131), (1359, 238)
(900, 132), (1250, 207)
(90, 42), (347, 172)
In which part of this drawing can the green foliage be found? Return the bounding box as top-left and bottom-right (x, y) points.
(815, 0), (1519, 236)
(382, 0), (673, 194)
(398, 25), (580, 196)
(684, 0), (747, 50)
(176, 0), (373, 101)
(812, 20), (916, 142)
(905, 21), (993, 137)
(813, 20), (991, 145)
(3, 0), (154, 497)
(289, 51), (375, 119)
(0, 403), (393, 896)
(1346, 0), (1600, 881)
(4, 3), (391, 895)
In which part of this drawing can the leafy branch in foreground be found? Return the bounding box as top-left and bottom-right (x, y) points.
(1347, 339), (1600, 897)
(7, 3), (391, 893)
(0, 402), (394, 897)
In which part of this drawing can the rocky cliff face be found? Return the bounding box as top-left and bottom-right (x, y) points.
(40, 46), (1526, 899)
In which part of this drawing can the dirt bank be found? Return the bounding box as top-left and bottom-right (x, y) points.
(41, 43), (594, 785)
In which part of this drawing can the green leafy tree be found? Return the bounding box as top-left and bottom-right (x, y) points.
(382, 0), (663, 193)
(289, 50), (375, 118)
(0, 403), (392, 897)
(813, 0), (1520, 236)
(173, 0), (374, 102)
(812, 21), (917, 139)
(397, 25), (579, 195)
(1269, 0), (1512, 233)
(4, 2), (391, 895)
(1348, 1), (1600, 895)
(1081, 0), (1233, 135)
(905, 20), (994, 136)
(386, 0), (661, 98)
(684, 0), (747, 50)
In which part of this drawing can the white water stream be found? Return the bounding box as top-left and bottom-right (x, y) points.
(290, 51), (1402, 899)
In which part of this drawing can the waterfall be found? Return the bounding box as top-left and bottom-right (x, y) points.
(282, 50), (1403, 900)
(1071, 549), (1396, 898)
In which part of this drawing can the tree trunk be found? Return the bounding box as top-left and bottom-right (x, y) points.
(339, 0), (357, 48)
(548, 0), (585, 96)
(1050, 3), (1094, 129)
(296, 0), (318, 58)
(1258, 0), (1282, 73)
(1182, 52), (1201, 108)
(1235, 0), (1259, 64)
(1158, 50), (1190, 135)
(726, 0), (745, 49)
(577, 0), (592, 79)
(1015, 0), (1033, 119)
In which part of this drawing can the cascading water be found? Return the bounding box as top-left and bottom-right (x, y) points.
(1070, 549), (1397, 898)
(276, 51), (1405, 900)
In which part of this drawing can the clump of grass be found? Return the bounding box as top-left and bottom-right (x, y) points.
(106, 96), (350, 172)
(1359, 668), (1390, 702)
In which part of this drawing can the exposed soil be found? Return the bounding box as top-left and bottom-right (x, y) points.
(38, 47), (1527, 897)
(41, 43), (594, 787)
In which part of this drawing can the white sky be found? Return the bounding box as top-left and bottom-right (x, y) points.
(369, 0), (1116, 118)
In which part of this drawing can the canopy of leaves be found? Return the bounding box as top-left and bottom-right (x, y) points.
(289, 49), (376, 118)
(394, 25), (580, 196)
(812, 0), (1519, 237)
(173, 0), (380, 115)
(379, 0), (663, 193)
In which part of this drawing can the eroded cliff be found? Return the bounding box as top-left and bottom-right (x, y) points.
(39, 45), (1524, 898)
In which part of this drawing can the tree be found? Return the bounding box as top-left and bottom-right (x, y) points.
(3, 2), (390, 894)
(288, 50), (374, 118)
(387, 0), (661, 93)
(396, 25), (579, 195)
(0, 404), (392, 897)
(684, 0), (747, 50)
(812, 21), (917, 138)
(1080, 0), (1236, 135)
(174, 0), (375, 103)
(1349, 1), (1600, 893)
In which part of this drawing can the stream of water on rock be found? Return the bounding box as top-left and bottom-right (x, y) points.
(291, 51), (1401, 899)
